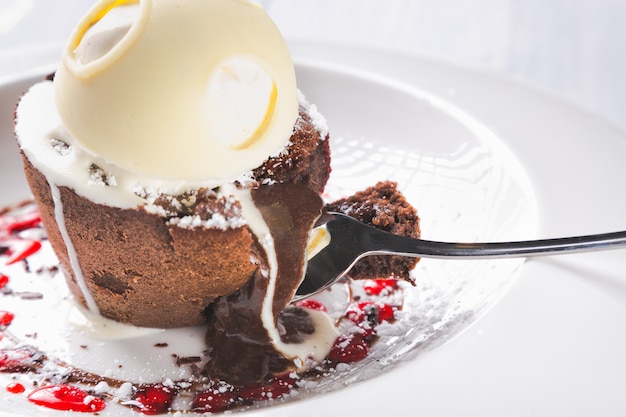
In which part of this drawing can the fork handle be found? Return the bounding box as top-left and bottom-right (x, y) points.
(364, 229), (626, 259)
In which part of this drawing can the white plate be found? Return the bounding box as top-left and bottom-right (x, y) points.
(1, 43), (625, 416)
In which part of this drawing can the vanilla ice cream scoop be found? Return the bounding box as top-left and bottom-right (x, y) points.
(54, 0), (298, 181)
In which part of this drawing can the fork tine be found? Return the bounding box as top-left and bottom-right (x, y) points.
(296, 249), (348, 298)
(295, 213), (362, 299)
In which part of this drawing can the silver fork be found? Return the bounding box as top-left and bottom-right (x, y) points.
(294, 212), (626, 300)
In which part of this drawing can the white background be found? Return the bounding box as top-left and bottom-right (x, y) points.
(2, 0), (626, 131)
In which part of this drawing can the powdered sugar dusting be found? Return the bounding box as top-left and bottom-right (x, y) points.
(167, 212), (245, 231)
(298, 90), (329, 138)
(133, 186), (247, 230)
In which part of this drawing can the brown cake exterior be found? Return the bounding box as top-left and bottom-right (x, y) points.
(18, 106), (330, 329)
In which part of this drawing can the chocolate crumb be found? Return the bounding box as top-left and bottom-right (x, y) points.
(175, 356), (202, 366)
(17, 292), (44, 300)
(88, 163), (116, 187)
(154, 343), (169, 348)
(278, 307), (315, 344)
(189, 364), (201, 378)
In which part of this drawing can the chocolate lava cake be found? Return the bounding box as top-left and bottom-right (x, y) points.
(7, 0), (425, 409)
(18, 90), (330, 329)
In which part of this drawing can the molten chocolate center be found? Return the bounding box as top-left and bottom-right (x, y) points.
(203, 182), (323, 385)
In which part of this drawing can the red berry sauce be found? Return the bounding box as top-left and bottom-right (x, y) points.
(28, 385), (106, 413)
(295, 299), (328, 312)
(0, 311), (15, 327)
(129, 383), (176, 415)
(363, 278), (399, 296)
(192, 387), (240, 414)
(6, 382), (25, 394)
(0, 274), (9, 289)
(0, 202), (42, 266)
(192, 373), (298, 413)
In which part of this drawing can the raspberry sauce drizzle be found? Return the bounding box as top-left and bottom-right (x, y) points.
(0, 202), (42, 265)
(28, 385), (106, 413)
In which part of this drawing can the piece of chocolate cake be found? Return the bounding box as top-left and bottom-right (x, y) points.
(325, 180), (421, 280)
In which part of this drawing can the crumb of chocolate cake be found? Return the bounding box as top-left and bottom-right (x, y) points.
(16, 292), (44, 300)
(35, 265), (59, 275)
(50, 138), (71, 156)
(325, 181), (421, 281)
(88, 163), (116, 187)
(174, 355), (202, 366)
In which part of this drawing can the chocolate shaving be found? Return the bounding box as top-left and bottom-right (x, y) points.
(16, 291), (44, 300)
(174, 355), (202, 366)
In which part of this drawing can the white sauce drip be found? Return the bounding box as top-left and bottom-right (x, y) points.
(49, 182), (100, 313)
(67, 305), (164, 341)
